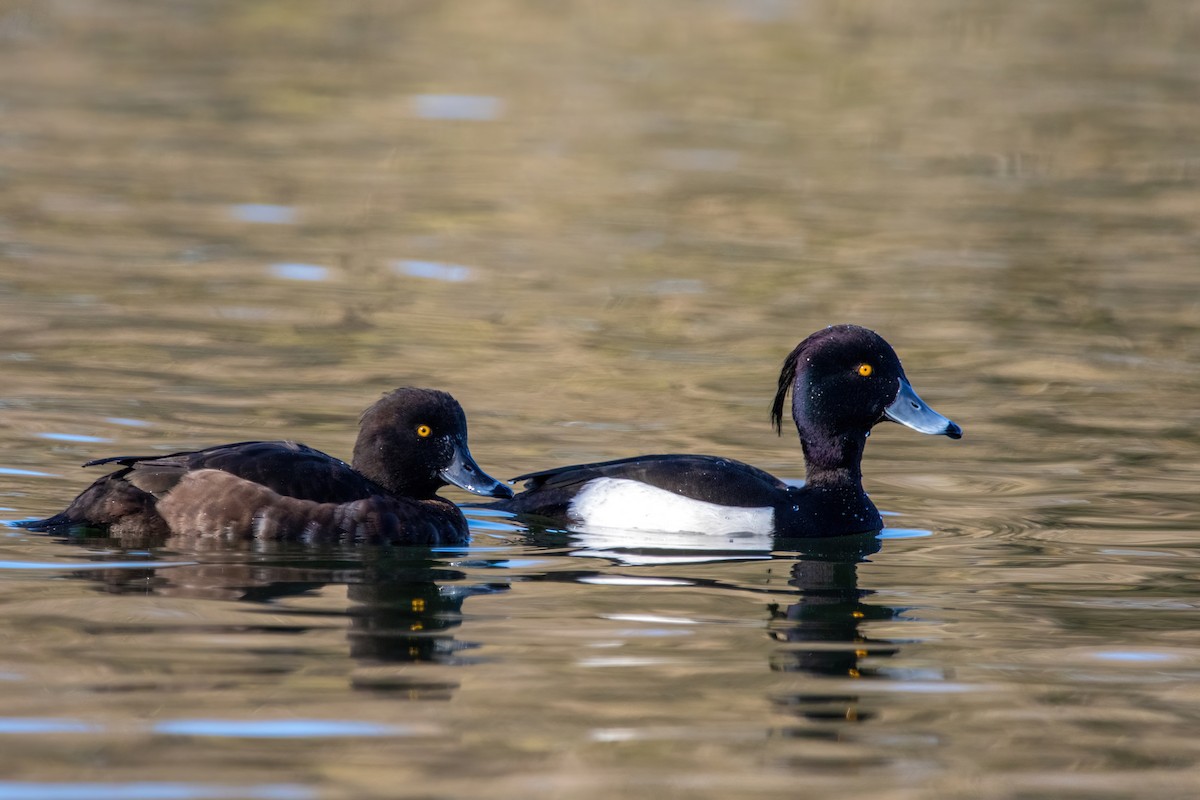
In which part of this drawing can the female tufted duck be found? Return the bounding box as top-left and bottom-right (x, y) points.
(21, 388), (512, 545)
(492, 325), (961, 538)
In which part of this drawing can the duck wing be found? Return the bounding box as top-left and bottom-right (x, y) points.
(21, 440), (383, 534)
(88, 440), (382, 503)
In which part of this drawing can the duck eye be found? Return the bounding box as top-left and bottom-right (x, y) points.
(416, 424), (432, 438)
(856, 363), (873, 377)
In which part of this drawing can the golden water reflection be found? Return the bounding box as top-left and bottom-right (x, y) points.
(2, 0), (1199, 797)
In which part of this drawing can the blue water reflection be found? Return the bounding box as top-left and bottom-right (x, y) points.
(267, 264), (329, 282)
(411, 94), (503, 121)
(229, 204), (296, 225)
(878, 528), (933, 540)
(0, 468), (57, 477)
(0, 782), (314, 800)
(393, 259), (473, 282)
(35, 433), (111, 444)
(0, 559), (195, 571)
(153, 719), (419, 738)
(1091, 651), (1178, 663)
(0, 718), (101, 734)
(104, 417), (152, 428)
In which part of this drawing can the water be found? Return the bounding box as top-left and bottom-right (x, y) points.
(2, 1), (1200, 797)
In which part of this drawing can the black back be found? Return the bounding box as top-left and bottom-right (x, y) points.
(502, 454), (792, 519)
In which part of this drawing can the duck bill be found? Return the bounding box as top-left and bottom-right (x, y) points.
(883, 378), (963, 439)
(440, 438), (514, 498)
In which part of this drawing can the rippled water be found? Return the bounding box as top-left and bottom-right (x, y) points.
(2, 1), (1200, 798)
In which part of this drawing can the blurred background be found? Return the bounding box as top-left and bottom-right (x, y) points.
(1, 2), (1199, 799)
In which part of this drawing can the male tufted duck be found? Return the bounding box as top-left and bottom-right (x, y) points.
(492, 325), (961, 538)
(21, 388), (512, 545)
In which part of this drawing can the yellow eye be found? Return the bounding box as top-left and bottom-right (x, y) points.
(856, 363), (873, 377)
(416, 424), (432, 438)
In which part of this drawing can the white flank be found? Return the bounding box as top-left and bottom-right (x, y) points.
(568, 477), (774, 536)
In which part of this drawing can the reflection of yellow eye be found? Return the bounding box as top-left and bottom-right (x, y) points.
(857, 363), (873, 377)
(416, 424), (432, 438)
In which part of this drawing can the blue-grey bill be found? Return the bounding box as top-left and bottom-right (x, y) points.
(441, 440), (514, 498)
(884, 378), (962, 439)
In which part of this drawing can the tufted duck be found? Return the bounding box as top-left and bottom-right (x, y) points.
(491, 325), (961, 538)
(21, 388), (512, 545)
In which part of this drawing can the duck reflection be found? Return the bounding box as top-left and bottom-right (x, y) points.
(767, 534), (898, 724)
(549, 525), (901, 726)
(345, 558), (506, 678)
(55, 532), (508, 696)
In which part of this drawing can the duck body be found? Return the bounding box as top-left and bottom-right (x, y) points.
(492, 325), (961, 538)
(499, 454), (880, 538)
(21, 388), (512, 545)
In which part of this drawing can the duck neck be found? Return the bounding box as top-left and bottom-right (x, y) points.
(798, 426), (868, 488)
(351, 444), (438, 500)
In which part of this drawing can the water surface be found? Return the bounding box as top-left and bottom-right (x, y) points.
(2, 1), (1199, 798)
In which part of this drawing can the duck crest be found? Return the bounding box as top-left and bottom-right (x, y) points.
(771, 341), (802, 435)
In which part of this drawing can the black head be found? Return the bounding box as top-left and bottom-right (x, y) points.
(351, 388), (512, 500)
(771, 325), (960, 476)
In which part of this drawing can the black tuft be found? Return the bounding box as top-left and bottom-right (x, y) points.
(771, 342), (801, 435)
